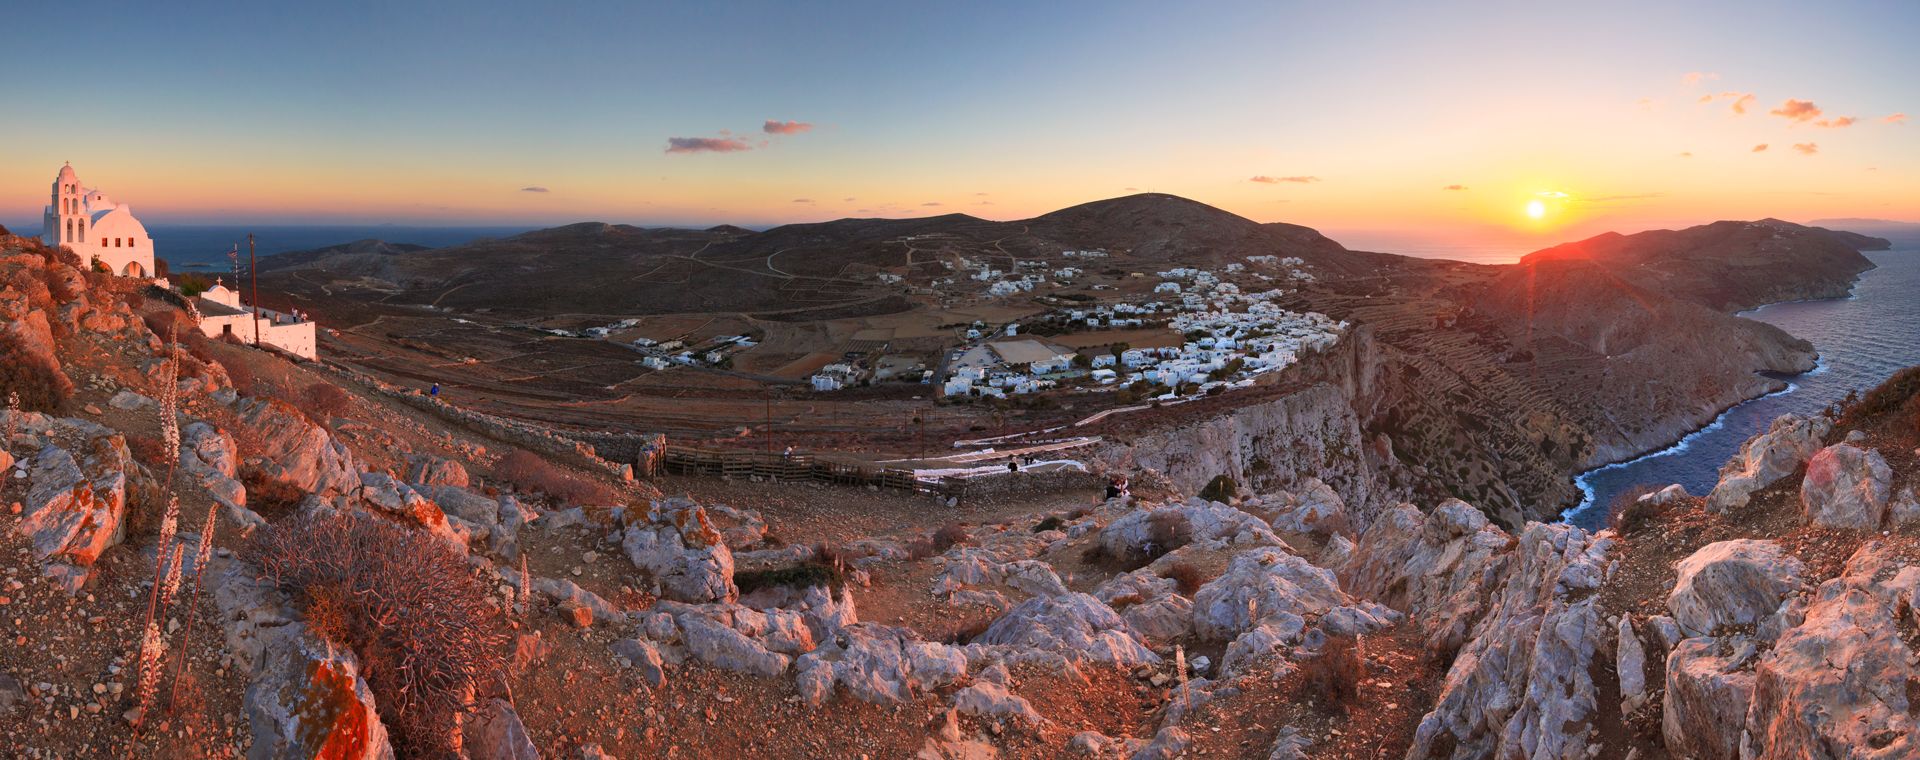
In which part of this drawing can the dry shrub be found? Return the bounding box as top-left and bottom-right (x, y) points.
(215, 352), (258, 395)
(142, 309), (182, 340)
(126, 434), (169, 469)
(1303, 633), (1364, 711)
(240, 467), (307, 520)
(1199, 474), (1237, 503)
(0, 330), (74, 413)
(1839, 366), (1920, 434)
(1160, 561), (1206, 596)
(299, 382), (352, 423)
(493, 449), (612, 505)
(1031, 515), (1065, 533)
(931, 523), (971, 553)
(242, 511), (509, 757)
(1142, 510), (1193, 560)
(906, 536), (937, 560)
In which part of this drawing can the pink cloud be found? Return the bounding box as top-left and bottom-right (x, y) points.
(1769, 99), (1821, 122)
(763, 120), (814, 135)
(1251, 175), (1320, 184)
(1813, 116), (1856, 128)
(1885, 113), (1908, 124)
(665, 136), (753, 154)
(1752, 143), (1769, 152)
(1793, 142), (1818, 155)
(1681, 71), (1718, 86)
(1730, 93), (1756, 115)
(1442, 184), (1468, 190)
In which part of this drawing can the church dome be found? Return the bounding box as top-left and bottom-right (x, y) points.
(57, 164), (78, 180)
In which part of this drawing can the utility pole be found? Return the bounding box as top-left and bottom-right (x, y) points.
(248, 234), (260, 345)
(764, 394), (773, 454)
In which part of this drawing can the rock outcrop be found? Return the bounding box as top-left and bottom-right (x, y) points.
(974, 593), (1159, 668)
(235, 397), (361, 497)
(622, 499), (738, 604)
(244, 632), (395, 760)
(1799, 443), (1893, 530)
(21, 440), (130, 590)
(1707, 413), (1832, 513)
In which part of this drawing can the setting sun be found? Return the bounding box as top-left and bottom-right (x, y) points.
(1525, 199), (1547, 219)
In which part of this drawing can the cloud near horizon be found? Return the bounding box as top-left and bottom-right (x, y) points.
(792, 198), (814, 203)
(1769, 99), (1822, 122)
(1250, 175), (1320, 184)
(763, 120), (813, 135)
(1886, 113), (1908, 124)
(1442, 184), (1467, 190)
(1752, 143), (1769, 152)
(519, 186), (549, 193)
(1793, 142), (1818, 155)
(1814, 116), (1856, 128)
(665, 136), (754, 154)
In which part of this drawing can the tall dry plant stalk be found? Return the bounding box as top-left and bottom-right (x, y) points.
(131, 325), (183, 729)
(169, 499), (220, 708)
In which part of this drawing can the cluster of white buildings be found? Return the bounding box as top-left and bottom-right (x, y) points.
(195, 280), (319, 360)
(936, 255), (1347, 402)
(626, 332), (756, 371)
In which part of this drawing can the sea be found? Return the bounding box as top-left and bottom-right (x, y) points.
(1560, 247), (1920, 529)
(136, 225), (537, 269)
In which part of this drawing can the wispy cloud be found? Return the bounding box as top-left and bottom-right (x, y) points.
(1681, 71), (1719, 86)
(1730, 93), (1756, 115)
(1678, 151), (1693, 158)
(1250, 175), (1320, 184)
(792, 198), (814, 203)
(1793, 142), (1818, 155)
(666, 136), (753, 154)
(763, 120), (813, 135)
(842, 197), (855, 202)
(1580, 193), (1665, 203)
(1769, 99), (1821, 122)
(1442, 184), (1468, 191)
(1813, 116), (1856, 128)
(1752, 143), (1769, 152)
(921, 202), (942, 207)
(1885, 113), (1908, 124)
(519, 186), (550, 193)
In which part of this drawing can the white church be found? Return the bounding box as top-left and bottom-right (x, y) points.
(41, 163), (157, 278)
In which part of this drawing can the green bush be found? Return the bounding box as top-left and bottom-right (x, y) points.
(734, 562), (844, 594)
(1199, 474), (1237, 503)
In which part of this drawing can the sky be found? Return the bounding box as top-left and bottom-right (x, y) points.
(2, 0), (1914, 256)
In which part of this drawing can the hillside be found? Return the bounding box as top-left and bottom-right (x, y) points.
(5, 230), (1920, 758)
(1519, 218), (1882, 311)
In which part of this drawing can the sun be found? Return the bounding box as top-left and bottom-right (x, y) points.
(1525, 199), (1547, 219)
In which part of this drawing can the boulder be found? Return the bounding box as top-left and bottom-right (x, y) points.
(610, 638), (667, 688)
(1639, 484), (1690, 505)
(236, 397), (361, 497)
(356, 472), (465, 552)
(1341, 501), (1510, 631)
(108, 389), (154, 411)
(1616, 617), (1648, 716)
(623, 499), (738, 603)
(1668, 540), (1805, 638)
(1745, 542), (1920, 757)
(1707, 413), (1831, 513)
(793, 624), (967, 706)
(1192, 547), (1390, 645)
(244, 632), (395, 760)
(678, 613), (790, 678)
(1099, 500), (1281, 559)
(951, 682), (1043, 725)
(20, 442), (128, 589)
(462, 698), (539, 760)
(1890, 486), (1920, 528)
(975, 593), (1159, 668)
(1799, 444), (1892, 530)
(404, 454), (469, 488)
(1405, 523), (1614, 760)
(1130, 727), (1191, 760)
(1256, 477), (1348, 534)
(1662, 637), (1758, 760)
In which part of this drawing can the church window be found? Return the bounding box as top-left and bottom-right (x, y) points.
(77, 219), (84, 242)
(65, 219), (72, 242)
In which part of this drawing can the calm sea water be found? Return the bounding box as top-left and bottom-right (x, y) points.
(139, 225), (536, 268)
(1564, 248), (1920, 528)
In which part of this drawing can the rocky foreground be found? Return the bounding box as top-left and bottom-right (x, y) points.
(3, 231), (1920, 758)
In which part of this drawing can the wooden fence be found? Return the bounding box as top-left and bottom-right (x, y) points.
(659, 445), (964, 496)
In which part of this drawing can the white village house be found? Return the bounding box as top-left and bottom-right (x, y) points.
(195, 280), (319, 360)
(41, 163), (156, 278)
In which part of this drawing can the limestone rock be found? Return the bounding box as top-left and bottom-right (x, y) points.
(1616, 617), (1648, 716)
(793, 624), (966, 705)
(404, 454), (469, 488)
(975, 593), (1159, 668)
(1341, 500), (1509, 631)
(1639, 483), (1690, 505)
(1099, 499), (1280, 558)
(1667, 539), (1804, 638)
(1254, 477), (1348, 534)
(678, 613), (790, 678)
(1745, 542), (1920, 757)
(1662, 636), (1758, 760)
(1707, 413), (1831, 513)
(610, 638), (666, 688)
(21, 442), (128, 588)
(623, 499), (738, 604)
(235, 397), (361, 497)
(244, 632), (395, 760)
(1130, 726), (1191, 760)
(1193, 547), (1391, 645)
(462, 698), (539, 760)
(107, 389), (153, 411)
(951, 682), (1043, 725)
(1799, 443), (1892, 530)
(1405, 522), (1614, 760)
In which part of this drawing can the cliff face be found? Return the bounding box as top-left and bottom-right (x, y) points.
(1091, 327), (1415, 525)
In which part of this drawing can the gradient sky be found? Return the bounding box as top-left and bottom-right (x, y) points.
(2, 0), (1914, 254)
